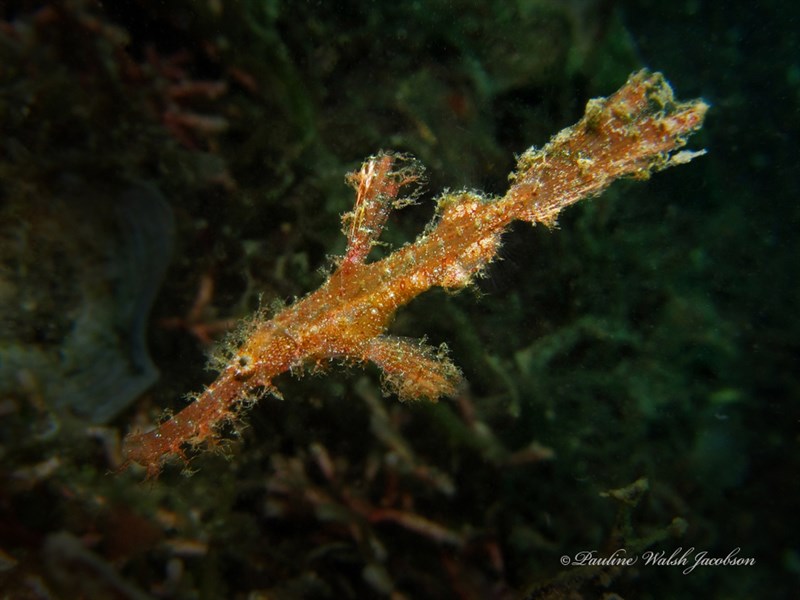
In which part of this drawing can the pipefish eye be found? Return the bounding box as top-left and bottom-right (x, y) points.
(234, 353), (255, 378)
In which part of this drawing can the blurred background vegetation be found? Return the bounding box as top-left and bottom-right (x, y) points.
(1, 1), (797, 598)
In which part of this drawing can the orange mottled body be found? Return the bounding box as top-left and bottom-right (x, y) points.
(123, 71), (707, 476)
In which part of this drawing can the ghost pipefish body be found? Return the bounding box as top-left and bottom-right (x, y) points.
(122, 71), (708, 477)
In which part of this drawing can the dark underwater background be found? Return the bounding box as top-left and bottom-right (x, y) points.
(1, 1), (797, 598)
